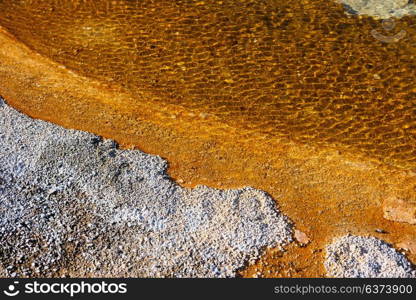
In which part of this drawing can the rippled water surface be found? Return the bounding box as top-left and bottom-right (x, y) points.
(0, 0), (414, 169)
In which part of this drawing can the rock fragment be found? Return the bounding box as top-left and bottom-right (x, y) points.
(0, 99), (293, 277)
(325, 235), (415, 278)
(383, 196), (416, 225)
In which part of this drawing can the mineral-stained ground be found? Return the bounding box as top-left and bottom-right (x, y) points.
(0, 0), (415, 277)
(325, 235), (415, 278)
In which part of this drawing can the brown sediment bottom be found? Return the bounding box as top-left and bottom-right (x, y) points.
(0, 27), (415, 277)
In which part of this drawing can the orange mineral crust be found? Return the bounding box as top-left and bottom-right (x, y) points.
(0, 0), (415, 277)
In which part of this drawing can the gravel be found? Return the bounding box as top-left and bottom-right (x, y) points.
(338, 0), (416, 18)
(0, 97), (293, 277)
(325, 235), (416, 278)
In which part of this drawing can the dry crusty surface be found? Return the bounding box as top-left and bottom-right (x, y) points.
(325, 235), (415, 278)
(339, 0), (416, 18)
(0, 98), (293, 278)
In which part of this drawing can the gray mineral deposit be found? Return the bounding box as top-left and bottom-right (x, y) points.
(0, 97), (293, 277)
(325, 235), (416, 278)
(338, 0), (416, 18)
